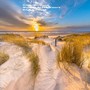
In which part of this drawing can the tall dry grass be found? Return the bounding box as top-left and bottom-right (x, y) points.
(0, 52), (9, 65)
(27, 52), (40, 77)
(29, 39), (47, 45)
(0, 34), (31, 55)
(57, 33), (90, 67)
(0, 34), (40, 76)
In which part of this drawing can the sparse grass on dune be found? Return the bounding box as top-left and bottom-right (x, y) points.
(0, 52), (9, 65)
(83, 48), (90, 68)
(29, 39), (47, 45)
(0, 34), (28, 47)
(59, 42), (83, 67)
(63, 33), (90, 45)
(0, 34), (40, 76)
(27, 52), (40, 77)
(57, 33), (90, 67)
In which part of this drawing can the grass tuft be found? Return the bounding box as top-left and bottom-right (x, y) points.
(0, 34), (31, 55)
(29, 39), (47, 45)
(27, 52), (40, 77)
(57, 33), (90, 67)
(0, 52), (9, 65)
(60, 42), (83, 67)
(0, 34), (40, 76)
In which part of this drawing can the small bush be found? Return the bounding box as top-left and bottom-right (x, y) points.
(0, 52), (9, 65)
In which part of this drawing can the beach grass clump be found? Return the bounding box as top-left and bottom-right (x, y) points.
(0, 34), (28, 47)
(0, 52), (9, 65)
(57, 33), (90, 67)
(27, 52), (40, 77)
(60, 41), (83, 67)
(0, 34), (31, 55)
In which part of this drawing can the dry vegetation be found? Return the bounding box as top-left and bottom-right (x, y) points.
(29, 39), (47, 45)
(58, 33), (90, 67)
(27, 52), (40, 77)
(0, 34), (40, 76)
(0, 34), (31, 55)
(1, 33), (90, 75)
(0, 52), (9, 65)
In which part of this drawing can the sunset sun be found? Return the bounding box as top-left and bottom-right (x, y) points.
(34, 23), (39, 32)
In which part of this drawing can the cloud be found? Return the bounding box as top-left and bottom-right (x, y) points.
(36, 19), (59, 27)
(59, 0), (87, 18)
(22, 0), (51, 19)
(37, 20), (48, 26)
(22, 0), (88, 22)
(0, 0), (30, 29)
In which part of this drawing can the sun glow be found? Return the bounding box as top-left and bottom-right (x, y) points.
(34, 23), (39, 32)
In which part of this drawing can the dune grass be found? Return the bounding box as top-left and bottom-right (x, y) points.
(0, 52), (9, 65)
(0, 34), (28, 47)
(0, 34), (40, 76)
(57, 33), (90, 67)
(60, 42), (83, 67)
(27, 52), (40, 77)
(83, 48), (90, 68)
(29, 39), (47, 45)
(0, 34), (31, 55)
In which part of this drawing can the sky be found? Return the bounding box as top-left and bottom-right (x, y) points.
(0, 0), (90, 32)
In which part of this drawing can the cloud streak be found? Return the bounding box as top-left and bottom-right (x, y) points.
(22, 0), (88, 23)
(23, 0), (51, 19)
(0, 0), (30, 29)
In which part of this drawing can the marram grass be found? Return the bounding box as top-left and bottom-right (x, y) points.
(27, 52), (40, 77)
(57, 34), (90, 67)
(0, 52), (9, 65)
(0, 34), (40, 77)
(0, 34), (31, 55)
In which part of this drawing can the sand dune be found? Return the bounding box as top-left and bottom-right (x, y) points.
(0, 37), (90, 90)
